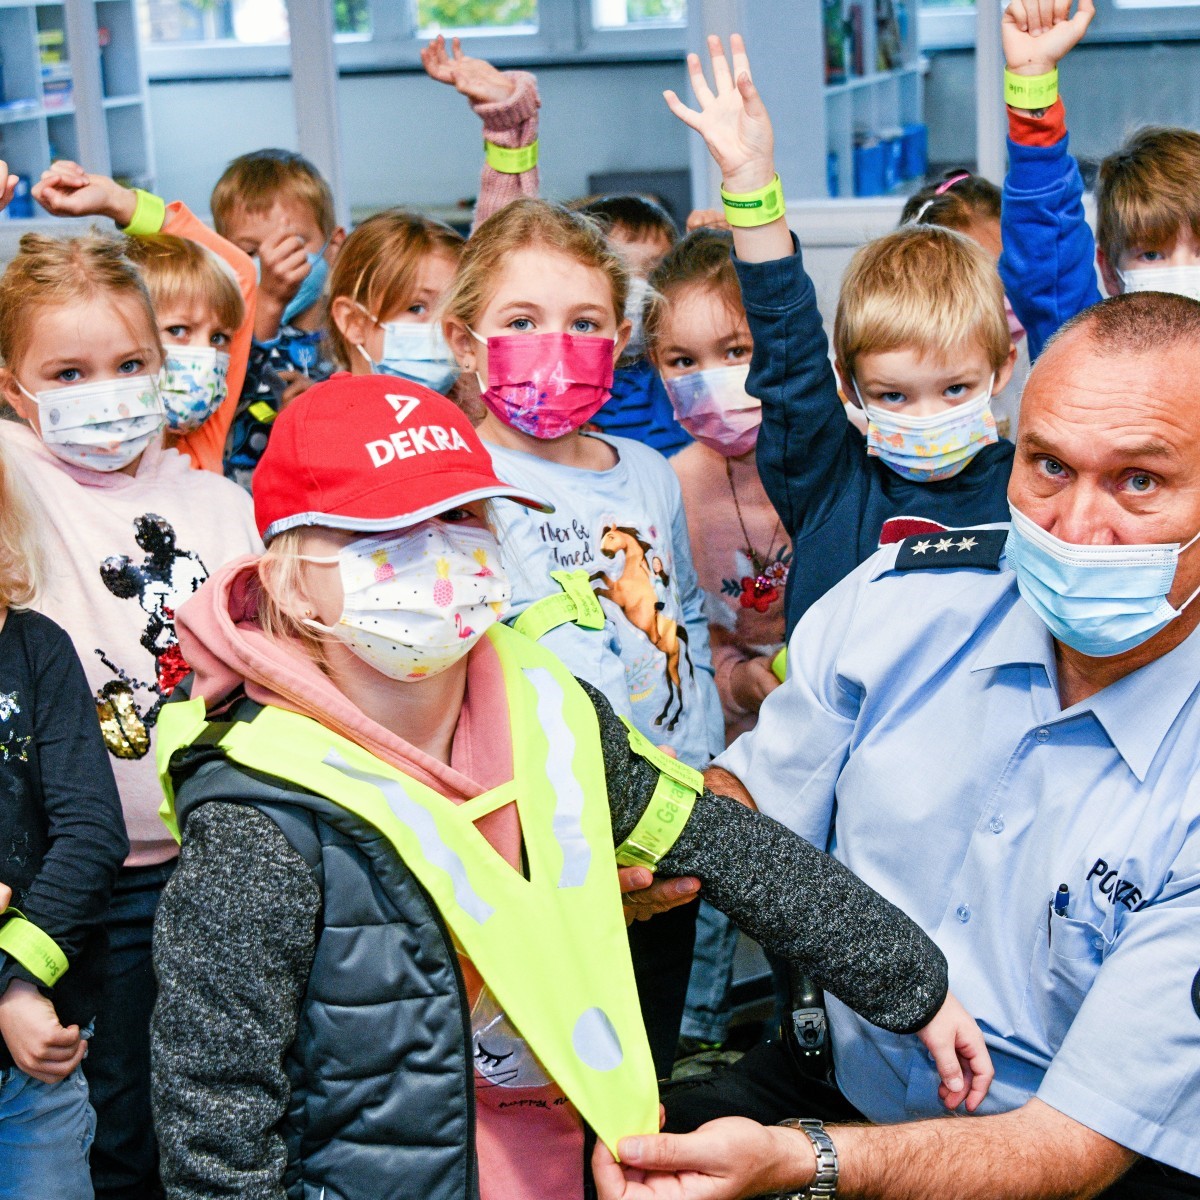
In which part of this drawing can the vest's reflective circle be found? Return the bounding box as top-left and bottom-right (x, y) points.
(573, 1007), (623, 1073)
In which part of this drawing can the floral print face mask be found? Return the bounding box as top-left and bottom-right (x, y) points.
(158, 346), (230, 433)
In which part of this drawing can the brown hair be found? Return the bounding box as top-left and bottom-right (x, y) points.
(1096, 126), (1200, 266)
(900, 169), (1001, 232)
(124, 234), (244, 335)
(576, 194), (678, 247)
(0, 435), (43, 609)
(441, 198), (629, 330)
(327, 210), (465, 370)
(210, 148), (336, 240)
(1048, 289), (1200, 358)
(644, 228), (743, 358)
(0, 231), (162, 374)
(834, 224), (1011, 379)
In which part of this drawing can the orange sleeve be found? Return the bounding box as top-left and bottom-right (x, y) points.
(160, 201), (257, 473)
(1007, 97), (1067, 148)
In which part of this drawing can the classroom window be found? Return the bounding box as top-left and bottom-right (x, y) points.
(591, 0), (686, 27)
(413, 0), (539, 35)
(141, 0), (371, 45)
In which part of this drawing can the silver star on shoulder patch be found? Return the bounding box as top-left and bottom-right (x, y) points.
(933, 538), (954, 553)
(911, 540), (932, 555)
(956, 536), (978, 552)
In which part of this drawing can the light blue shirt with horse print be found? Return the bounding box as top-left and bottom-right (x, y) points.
(488, 433), (724, 770)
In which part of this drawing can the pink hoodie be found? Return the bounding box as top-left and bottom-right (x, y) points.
(176, 556), (583, 1200)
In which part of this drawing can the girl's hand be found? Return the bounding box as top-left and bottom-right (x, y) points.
(0, 162), (17, 213)
(592, 1118), (815, 1199)
(663, 34), (775, 195)
(0, 882), (11, 913)
(31, 160), (137, 226)
(0, 980), (86, 1085)
(1002, 0), (1095, 76)
(618, 866), (700, 926)
(685, 208), (731, 233)
(729, 657), (781, 714)
(917, 990), (995, 1112)
(421, 35), (516, 105)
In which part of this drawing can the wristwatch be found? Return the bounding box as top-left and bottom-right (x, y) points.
(772, 1118), (839, 1199)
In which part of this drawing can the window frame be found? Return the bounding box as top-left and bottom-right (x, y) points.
(141, 0), (688, 81)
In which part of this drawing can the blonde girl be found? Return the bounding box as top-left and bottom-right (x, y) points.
(0, 230), (258, 1197)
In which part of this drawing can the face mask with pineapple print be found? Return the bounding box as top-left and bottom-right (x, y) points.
(302, 520), (511, 681)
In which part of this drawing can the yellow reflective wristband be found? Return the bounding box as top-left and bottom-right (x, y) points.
(513, 570), (607, 641)
(615, 772), (699, 870)
(122, 188), (166, 236)
(771, 646), (787, 683)
(720, 173), (786, 229)
(1004, 68), (1058, 111)
(619, 717), (704, 794)
(484, 139), (539, 174)
(0, 911), (69, 987)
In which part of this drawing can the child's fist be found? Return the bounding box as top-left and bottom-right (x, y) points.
(254, 230), (315, 338)
(0, 980), (86, 1085)
(1002, 0), (1095, 77)
(917, 990), (995, 1113)
(31, 160), (137, 226)
(421, 35), (516, 106)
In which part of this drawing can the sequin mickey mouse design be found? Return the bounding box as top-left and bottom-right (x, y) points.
(93, 513), (209, 760)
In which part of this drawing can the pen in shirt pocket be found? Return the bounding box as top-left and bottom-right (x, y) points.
(1047, 883), (1070, 944)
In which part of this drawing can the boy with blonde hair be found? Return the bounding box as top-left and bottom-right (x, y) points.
(210, 148), (346, 485)
(664, 36), (1017, 632)
(1000, 0), (1200, 359)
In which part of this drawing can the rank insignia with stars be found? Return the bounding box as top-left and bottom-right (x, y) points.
(894, 527), (1008, 572)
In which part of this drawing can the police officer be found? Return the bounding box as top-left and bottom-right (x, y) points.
(593, 293), (1200, 1199)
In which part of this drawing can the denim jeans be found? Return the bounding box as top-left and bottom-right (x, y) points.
(0, 1064), (95, 1200)
(83, 860), (174, 1200)
(680, 900), (740, 1044)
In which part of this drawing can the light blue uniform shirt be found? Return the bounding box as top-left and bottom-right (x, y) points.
(488, 433), (724, 770)
(717, 533), (1200, 1174)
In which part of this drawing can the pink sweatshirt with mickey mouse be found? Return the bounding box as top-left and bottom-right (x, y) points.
(0, 422), (260, 864)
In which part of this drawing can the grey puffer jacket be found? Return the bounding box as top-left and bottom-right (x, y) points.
(151, 680), (947, 1200)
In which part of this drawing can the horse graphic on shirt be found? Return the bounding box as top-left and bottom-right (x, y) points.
(589, 524), (693, 733)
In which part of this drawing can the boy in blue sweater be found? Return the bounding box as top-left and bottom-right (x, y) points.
(1000, 0), (1200, 360)
(665, 36), (1018, 633)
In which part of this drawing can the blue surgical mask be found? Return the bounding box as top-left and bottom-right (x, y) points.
(255, 235), (332, 328)
(354, 307), (460, 395)
(1005, 503), (1200, 657)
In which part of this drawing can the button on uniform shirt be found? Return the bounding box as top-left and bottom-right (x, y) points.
(716, 530), (1200, 1175)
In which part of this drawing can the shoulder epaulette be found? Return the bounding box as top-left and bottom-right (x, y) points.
(894, 527), (1007, 572)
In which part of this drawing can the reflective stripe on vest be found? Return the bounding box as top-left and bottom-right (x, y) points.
(156, 622), (658, 1155)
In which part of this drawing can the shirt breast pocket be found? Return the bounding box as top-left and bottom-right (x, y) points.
(1023, 915), (1111, 1055)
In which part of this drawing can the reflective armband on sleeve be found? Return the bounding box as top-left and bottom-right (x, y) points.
(484, 139), (539, 175)
(0, 911), (69, 987)
(771, 646), (787, 682)
(121, 189), (166, 236)
(614, 717), (703, 870)
(513, 570), (607, 641)
(248, 400), (278, 425)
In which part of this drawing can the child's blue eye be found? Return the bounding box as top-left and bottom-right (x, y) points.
(57, 368), (81, 383)
(211, 332), (231, 348)
(944, 384), (969, 398)
(118, 359), (145, 374)
(408, 303), (427, 315)
(509, 317), (534, 332)
(1138, 250), (1165, 262)
(571, 319), (598, 334)
(879, 392), (906, 405)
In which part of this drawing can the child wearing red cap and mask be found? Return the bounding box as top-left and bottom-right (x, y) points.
(150, 372), (989, 1200)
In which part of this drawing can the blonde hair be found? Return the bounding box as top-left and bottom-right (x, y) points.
(834, 225), (1010, 380)
(441, 198), (629, 329)
(211, 148), (336, 241)
(0, 231), (163, 374)
(1097, 126), (1200, 267)
(255, 529), (330, 665)
(327, 210), (465, 369)
(0, 436), (43, 609)
(124, 234), (244, 335)
(644, 228), (743, 360)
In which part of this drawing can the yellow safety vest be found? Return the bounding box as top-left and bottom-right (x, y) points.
(156, 622), (663, 1155)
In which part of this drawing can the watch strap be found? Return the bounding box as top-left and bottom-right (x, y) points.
(774, 1118), (839, 1199)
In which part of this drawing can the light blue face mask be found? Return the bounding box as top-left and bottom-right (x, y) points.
(253, 236), (332, 328)
(1005, 503), (1200, 658)
(354, 307), (460, 395)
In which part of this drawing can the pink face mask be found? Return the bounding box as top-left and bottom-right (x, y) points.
(663, 364), (762, 458)
(471, 330), (614, 439)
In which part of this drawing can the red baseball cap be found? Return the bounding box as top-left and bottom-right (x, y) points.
(253, 373), (552, 544)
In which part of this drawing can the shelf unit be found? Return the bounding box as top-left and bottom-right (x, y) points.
(0, 0), (154, 217)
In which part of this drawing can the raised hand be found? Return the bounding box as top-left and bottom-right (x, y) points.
(1002, 0), (1095, 76)
(0, 162), (18, 213)
(663, 34), (774, 195)
(916, 990), (995, 1113)
(31, 160), (136, 226)
(420, 34), (516, 105)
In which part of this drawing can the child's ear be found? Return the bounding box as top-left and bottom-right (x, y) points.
(325, 227), (347, 261)
(613, 317), (633, 363)
(443, 318), (476, 368)
(994, 343), (1019, 395)
(834, 359), (859, 407)
(0, 367), (34, 425)
(330, 296), (372, 350)
(1096, 247), (1122, 297)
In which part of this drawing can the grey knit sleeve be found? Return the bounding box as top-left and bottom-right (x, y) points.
(581, 681), (948, 1035)
(151, 802), (320, 1200)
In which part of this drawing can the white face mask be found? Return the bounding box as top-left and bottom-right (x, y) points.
(353, 304), (460, 395)
(1117, 265), (1200, 303)
(304, 521), (512, 681)
(158, 345), (230, 433)
(21, 375), (165, 472)
(624, 275), (652, 359)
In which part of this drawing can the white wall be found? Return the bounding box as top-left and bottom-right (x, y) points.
(147, 60), (692, 217)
